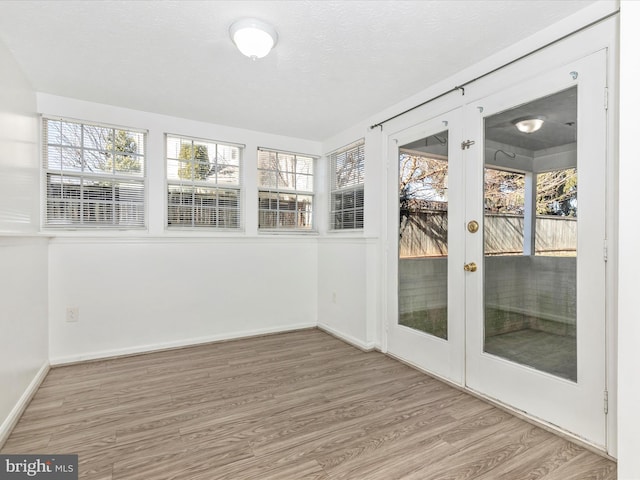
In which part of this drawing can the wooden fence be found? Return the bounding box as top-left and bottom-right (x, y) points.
(400, 211), (576, 257)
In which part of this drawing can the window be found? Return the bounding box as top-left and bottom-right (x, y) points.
(166, 135), (242, 229)
(257, 148), (315, 231)
(484, 168), (525, 256)
(43, 118), (146, 228)
(329, 139), (364, 230)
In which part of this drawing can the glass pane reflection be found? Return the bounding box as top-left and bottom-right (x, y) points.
(398, 131), (449, 340)
(483, 87), (577, 381)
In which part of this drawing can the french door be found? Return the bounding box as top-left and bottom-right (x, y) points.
(386, 50), (608, 447)
(386, 109), (465, 385)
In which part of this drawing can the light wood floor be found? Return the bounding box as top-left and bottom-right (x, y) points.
(2, 329), (616, 479)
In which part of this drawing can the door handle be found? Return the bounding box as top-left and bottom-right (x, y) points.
(464, 262), (477, 272)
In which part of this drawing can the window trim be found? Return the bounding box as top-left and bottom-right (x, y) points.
(165, 133), (244, 231)
(41, 115), (148, 230)
(257, 147), (318, 233)
(328, 139), (365, 231)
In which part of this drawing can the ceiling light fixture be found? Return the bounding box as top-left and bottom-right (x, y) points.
(229, 18), (278, 60)
(513, 116), (545, 134)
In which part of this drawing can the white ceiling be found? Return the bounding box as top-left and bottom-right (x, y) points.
(0, 0), (597, 141)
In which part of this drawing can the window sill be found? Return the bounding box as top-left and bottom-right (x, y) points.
(328, 228), (365, 234)
(258, 229), (318, 236)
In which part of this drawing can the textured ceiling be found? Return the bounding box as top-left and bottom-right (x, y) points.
(0, 0), (597, 141)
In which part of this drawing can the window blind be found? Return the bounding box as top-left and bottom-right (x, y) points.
(257, 148), (315, 231)
(166, 135), (242, 229)
(329, 139), (364, 230)
(42, 117), (146, 228)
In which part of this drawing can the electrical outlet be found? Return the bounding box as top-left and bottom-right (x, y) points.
(66, 307), (79, 323)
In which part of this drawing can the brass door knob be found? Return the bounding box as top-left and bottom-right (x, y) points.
(467, 220), (479, 233)
(464, 262), (477, 272)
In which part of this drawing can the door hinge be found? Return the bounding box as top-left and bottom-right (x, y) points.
(603, 239), (608, 262)
(461, 140), (476, 150)
(604, 390), (609, 415)
(604, 87), (609, 110)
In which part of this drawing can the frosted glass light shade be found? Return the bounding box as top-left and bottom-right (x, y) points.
(514, 117), (545, 134)
(230, 18), (278, 60)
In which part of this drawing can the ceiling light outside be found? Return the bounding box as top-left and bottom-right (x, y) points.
(230, 18), (278, 60)
(513, 116), (545, 134)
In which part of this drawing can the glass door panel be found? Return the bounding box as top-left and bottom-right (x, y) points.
(386, 109), (464, 386)
(482, 87), (577, 381)
(399, 131), (449, 339)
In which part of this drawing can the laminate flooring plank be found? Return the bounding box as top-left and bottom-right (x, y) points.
(191, 456), (326, 480)
(317, 425), (454, 479)
(315, 410), (457, 476)
(11, 394), (174, 439)
(541, 450), (617, 480)
(355, 394), (492, 457)
(471, 436), (579, 480)
(248, 397), (391, 457)
(111, 438), (255, 480)
(0, 433), (51, 453)
(318, 407), (516, 479)
(78, 431), (187, 467)
(1, 328), (616, 479)
(401, 422), (551, 480)
(178, 394), (333, 445)
(256, 379), (467, 464)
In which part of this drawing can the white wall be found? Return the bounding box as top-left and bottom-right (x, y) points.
(38, 95), (323, 364)
(317, 238), (371, 349)
(0, 45), (39, 233)
(0, 39), (49, 445)
(49, 237), (317, 363)
(0, 238), (48, 444)
(617, 2), (639, 478)
(317, 120), (384, 350)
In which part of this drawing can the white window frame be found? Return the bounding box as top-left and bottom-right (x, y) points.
(329, 139), (365, 231)
(42, 116), (147, 229)
(165, 134), (243, 230)
(257, 147), (317, 232)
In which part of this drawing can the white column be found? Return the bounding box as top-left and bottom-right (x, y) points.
(146, 128), (165, 235)
(523, 172), (536, 256)
(243, 142), (258, 235)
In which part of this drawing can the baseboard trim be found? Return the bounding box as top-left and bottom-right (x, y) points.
(0, 361), (50, 449)
(317, 323), (375, 352)
(49, 322), (317, 366)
